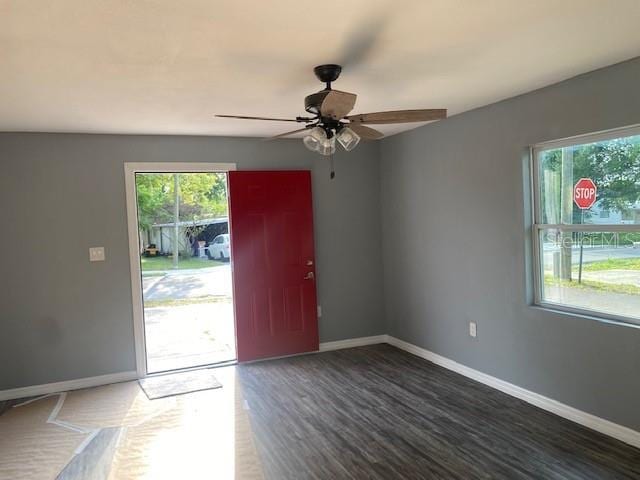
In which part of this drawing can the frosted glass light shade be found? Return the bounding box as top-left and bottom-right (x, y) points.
(336, 127), (360, 151)
(303, 127), (326, 153)
(318, 136), (336, 156)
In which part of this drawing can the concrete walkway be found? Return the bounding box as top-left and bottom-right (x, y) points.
(140, 264), (235, 373)
(145, 301), (236, 373)
(142, 265), (232, 301)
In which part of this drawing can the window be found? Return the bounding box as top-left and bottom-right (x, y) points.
(532, 125), (640, 325)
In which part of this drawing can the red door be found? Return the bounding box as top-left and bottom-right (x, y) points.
(228, 171), (319, 361)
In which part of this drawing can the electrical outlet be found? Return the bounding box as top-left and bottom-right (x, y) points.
(469, 322), (477, 338)
(317, 305), (322, 318)
(89, 247), (105, 262)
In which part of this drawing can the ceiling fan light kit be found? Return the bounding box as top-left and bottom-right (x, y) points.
(216, 64), (447, 175)
(303, 126), (337, 155)
(319, 137), (336, 156)
(302, 126), (324, 152)
(336, 127), (360, 152)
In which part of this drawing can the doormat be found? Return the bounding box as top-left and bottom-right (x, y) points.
(139, 369), (222, 400)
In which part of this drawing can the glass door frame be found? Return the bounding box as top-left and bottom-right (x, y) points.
(124, 162), (237, 378)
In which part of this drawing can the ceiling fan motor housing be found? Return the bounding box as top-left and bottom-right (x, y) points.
(314, 64), (342, 84)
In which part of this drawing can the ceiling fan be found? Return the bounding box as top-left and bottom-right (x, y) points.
(216, 64), (446, 175)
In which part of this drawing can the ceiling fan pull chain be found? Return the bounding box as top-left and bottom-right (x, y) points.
(330, 152), (335, 180)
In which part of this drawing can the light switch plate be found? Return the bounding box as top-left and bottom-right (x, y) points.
(469, 321), (477, 338)
(89, 247), (105, 262)
(317, 305), (322, 318)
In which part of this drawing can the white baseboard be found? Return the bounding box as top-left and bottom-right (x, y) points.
(0, 371), (138, 402)
(0, 337), (382, 397)
(386, 336), (640, 449)
(319, 335), (388, 352)
(3, 336), (638, 450)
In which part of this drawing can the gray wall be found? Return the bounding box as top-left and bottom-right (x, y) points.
(380, 57), (640, 431)
(2, 57), (639, 433)
(0, 134), (385, 389)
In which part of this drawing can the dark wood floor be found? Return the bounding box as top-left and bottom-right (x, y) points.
(238, 344), (640, 480)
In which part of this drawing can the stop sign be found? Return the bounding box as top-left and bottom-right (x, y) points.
(574, 178), (597, 209)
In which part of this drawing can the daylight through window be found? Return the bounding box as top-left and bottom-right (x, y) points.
(532, 126), (640, 324)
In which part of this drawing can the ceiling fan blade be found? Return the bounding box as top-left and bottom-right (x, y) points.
(320, 90), (357, 120)
(337, 12), (389, 70)
(216, 114), (305, 123)
(349, 123), (384, 140)
(346, 109), (447, 124)
(264, 126), (312, 141)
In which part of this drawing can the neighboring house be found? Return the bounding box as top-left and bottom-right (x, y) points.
(590, 201), (640, 225)
(140, 217), (228, 255)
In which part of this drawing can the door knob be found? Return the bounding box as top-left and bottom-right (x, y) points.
(306, 260), (314, 266)
(304, 272), (315, 280)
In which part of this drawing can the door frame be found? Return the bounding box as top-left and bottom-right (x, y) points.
(124, 162), (237, 378)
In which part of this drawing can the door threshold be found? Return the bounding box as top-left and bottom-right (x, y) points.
(239, 349), (320, 364)
(145, 359), (238, 378)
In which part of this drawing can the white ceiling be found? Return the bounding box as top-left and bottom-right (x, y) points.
(1, 0), (639, 138)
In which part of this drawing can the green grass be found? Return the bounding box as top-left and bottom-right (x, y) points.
(544, 274), (640, 296)
(580, 258), (640, 272)
(140, 255), (225, 271)
(140, 271), (166, 277)
(578, 232), (640, 247)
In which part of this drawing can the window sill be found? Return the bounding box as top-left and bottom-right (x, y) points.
(530, 303), (640, 330)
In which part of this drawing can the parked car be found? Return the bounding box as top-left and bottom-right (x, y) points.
(208, 234), (230, 260)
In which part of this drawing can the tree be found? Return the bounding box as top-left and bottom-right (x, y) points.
(135, 173), (228, 231)
(540, 136), (640, 280)
(573, 139), (640, 216)
(135, 174), (171, 231)
(541, 138), (640, 224)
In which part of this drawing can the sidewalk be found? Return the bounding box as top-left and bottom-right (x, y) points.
(544, 284), (640, 320)
(142, 265), (232, 300)
(581, 269), (640, 287)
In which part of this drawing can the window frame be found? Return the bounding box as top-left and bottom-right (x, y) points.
(530, 124), (640, 327)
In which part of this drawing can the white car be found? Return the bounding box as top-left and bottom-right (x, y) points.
(208, 234), (230, 260)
